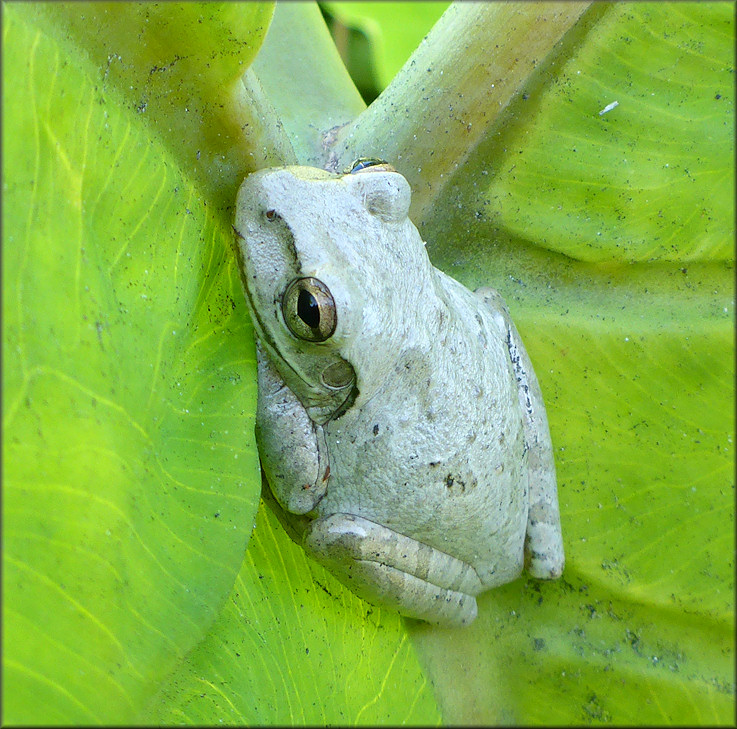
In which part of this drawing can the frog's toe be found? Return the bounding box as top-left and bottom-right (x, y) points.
(303, 513), (480, 626)
(524, 528), (565, 579)
(341, 556), (478, 627)
(524, 497), (565, 580)
(525, 548), (564, 580)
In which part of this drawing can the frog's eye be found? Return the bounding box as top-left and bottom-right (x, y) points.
(265, 209), (278, 221)
(282, 277), (337, 342)
(350, 158), (381, 173)
(348, 158), (393, 174)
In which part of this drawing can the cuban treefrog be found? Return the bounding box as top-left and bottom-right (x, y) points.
(233, 163), (564, 626)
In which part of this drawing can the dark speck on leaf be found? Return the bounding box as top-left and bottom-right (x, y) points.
(373, 424), (379, 436)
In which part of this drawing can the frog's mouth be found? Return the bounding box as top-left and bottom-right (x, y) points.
(262, 335), (358, 425)
(262, 334), (358, 425)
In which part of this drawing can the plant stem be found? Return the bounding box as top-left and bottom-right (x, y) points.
(328, 1), (591, 222)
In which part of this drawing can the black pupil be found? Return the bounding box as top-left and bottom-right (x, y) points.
(297, 289), (320, 329)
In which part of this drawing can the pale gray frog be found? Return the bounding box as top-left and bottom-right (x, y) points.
(233, 162), (564, 626)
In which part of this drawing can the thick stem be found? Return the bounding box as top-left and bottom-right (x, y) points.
(328, 1), (591, 222)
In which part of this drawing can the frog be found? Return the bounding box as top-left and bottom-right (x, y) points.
(232, 162), (564, 626)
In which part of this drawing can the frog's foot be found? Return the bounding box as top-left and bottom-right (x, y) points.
(303, 513), (482, 626)
(255, 340), (329, 515)
(524, 476), (565, 580)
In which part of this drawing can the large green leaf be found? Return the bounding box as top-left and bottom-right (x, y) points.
(1, 4), (266, 723)
(26, 1), (290, 206)
(141, 494), (439, 724)
(4, 0), (733, 725)
(421, 3), (734, 264)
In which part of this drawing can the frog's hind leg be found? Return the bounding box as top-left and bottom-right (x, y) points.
(476, 288), (565, 580)
(303, 513), (482, 626)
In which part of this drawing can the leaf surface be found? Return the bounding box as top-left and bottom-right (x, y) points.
(141, 497), (440, 725)
(2, 4), (263, 723)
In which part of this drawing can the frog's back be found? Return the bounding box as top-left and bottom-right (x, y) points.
(319, 269), (530, 588)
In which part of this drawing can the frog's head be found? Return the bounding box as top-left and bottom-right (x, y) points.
(234, 164), (434, 424)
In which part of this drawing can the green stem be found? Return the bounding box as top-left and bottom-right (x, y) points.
(328, 1), (591, 223)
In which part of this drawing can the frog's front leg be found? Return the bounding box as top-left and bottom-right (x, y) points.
(303, 513), (482, 626)
(255, 339), (329, 515)
(477, 288), (565, 580)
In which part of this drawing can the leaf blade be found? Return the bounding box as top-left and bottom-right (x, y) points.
(2, 6), (261, 722)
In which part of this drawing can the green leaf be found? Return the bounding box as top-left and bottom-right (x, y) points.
(141, 497), (440, 724)
(423, 3), (735, 263)
(24, 1), (289, 207)
(2, 4), (263, 723)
